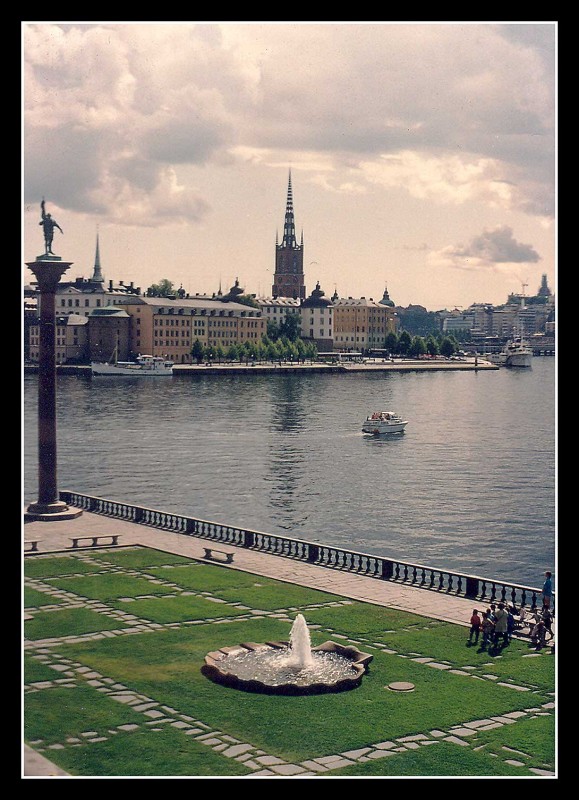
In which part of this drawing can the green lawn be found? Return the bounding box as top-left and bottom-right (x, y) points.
(24, 607), (133, 640)
(110, 594), (251, 623)
(23, 546), (556, 778)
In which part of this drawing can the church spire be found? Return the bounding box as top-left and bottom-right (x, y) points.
(272, 170), (306, 300)
(92, 228), (104, 283)
(281, 169), (297, 248)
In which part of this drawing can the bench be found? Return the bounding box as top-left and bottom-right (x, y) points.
(24, 540), (39, 552)
(203, 547), (234, 564)
(69, 535), (120, 549)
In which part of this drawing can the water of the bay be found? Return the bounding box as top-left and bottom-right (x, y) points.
(23, 358), (556, 588)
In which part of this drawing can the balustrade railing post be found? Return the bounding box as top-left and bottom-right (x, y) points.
(243, 531), (255, 549)
(308, 544), (319, 563)
(465, 576), (478, 599)
(381, 560), (394, 580)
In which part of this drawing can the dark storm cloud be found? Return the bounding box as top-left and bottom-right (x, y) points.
(452, 226), (541, 264)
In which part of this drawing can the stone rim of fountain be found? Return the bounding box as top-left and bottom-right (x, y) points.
(203, 640), (374, 695)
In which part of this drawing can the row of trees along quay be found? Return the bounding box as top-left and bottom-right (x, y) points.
(190, 327), (466, 365)
(190, 335), (319, 365)
(267, 312), (465, 359)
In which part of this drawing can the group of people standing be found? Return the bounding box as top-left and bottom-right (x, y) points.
(468, 603), (513, 649)
(467, 571), (554, 650)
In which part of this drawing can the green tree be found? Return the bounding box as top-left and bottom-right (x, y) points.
(236, 294), (260, 308)
(267, 320), (281, 341)
(385, 331), (398, 354)
(296, 338), (306, 363)
(305, 341), (318, 361)
(215, 344), (225, 364)
(397, 330), (412, 355)
(425, 335), (439, 356)
(409, 336), (427, 358)
(440, 337), (456, 358)
(243, 341), (257, 363)
(255, 341), (266, 363)
(279, 312), (302, 342)
(191, 339), (204, 364)
(226, 344), (239, 363)
(286, 341), (299, 362)
(147, 279), (175, 297)
(447, 333), (460, 352)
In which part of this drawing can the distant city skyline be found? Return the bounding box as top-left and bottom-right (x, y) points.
(23, 22), (556, 310)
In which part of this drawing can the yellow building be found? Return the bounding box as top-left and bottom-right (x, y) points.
(116, 296), (265, 364)
(332, 297), (397, 353)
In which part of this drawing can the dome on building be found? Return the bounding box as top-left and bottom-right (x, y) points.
(301, 281), (332, 308)
(222, 278), (245, 301)
(379, 285), (395, 307)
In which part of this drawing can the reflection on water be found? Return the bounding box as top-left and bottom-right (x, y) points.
(23, 360), (555, 585)
(267, 376), (308, 525)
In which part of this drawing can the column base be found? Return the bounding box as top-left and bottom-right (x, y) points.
(24, 501), (83, 522)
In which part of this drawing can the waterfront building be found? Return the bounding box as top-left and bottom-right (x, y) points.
(87, 307), (131, 363)
(491, 301), (550, 338)
(442, 304), (494, 337)
(300, 282), (333, 352)
(272, 171), (306, 300)
(23, 286), (38, 363)
(28, 314), (89, 364)
(27, 286), (266, 365)
(332, 295), (396, 353)
(256, 296), (301, 329)
(442, 310), (474, 335)
(113, 295), (265, 364)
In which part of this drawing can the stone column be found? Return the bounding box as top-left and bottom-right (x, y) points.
(25, 256), (82, 521)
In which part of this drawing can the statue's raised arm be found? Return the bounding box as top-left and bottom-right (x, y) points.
(39, 199), (63, 256)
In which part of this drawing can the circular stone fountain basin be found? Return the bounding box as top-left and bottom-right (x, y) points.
(203, 640), (374, 695)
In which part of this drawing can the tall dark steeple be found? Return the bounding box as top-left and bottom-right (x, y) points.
(537, 274), (552, 297)
(272, 170), (305, 299)
(91, 228), (104, 283)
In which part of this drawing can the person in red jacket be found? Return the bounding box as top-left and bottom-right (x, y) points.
(468, 609), (482, 644)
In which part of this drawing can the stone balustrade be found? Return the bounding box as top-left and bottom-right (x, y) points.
(60, 490), (552, 613)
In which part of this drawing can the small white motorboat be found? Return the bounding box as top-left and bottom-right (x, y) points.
(362, 411), (408, 435)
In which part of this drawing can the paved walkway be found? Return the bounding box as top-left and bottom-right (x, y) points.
(24, 510), (494, 625)
(23, 509), (554, 777)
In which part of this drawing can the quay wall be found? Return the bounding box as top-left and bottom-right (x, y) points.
(24, 360), (499, 376)
(60, 491), (552, 614)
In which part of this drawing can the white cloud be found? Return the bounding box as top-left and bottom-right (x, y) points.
(360, 151), (516, 207)
(23, 22), (555, 223)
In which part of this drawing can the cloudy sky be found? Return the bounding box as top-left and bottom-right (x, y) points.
(22, 22), (556, 309)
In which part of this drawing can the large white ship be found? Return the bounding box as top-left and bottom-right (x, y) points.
(92, 354), (174, 376)
(501, 335), (533, 368)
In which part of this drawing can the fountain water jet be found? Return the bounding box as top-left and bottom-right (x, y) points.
(286, 613), (314, 669)
(203, 614), (373, 695)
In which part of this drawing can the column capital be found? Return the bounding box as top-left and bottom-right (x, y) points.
(26, 259), (74, 292)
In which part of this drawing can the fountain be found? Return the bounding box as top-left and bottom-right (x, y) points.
(286, 613), (314, 669)
(202, 614), (373, 695)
